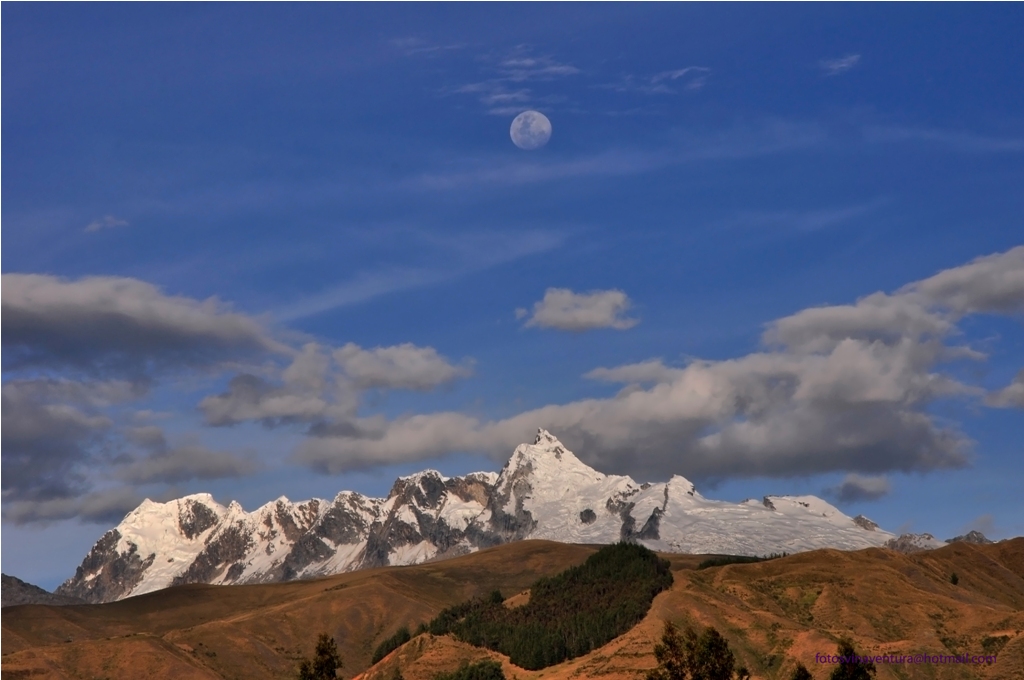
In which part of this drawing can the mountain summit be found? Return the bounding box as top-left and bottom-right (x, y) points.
(57, 429), (894, 603)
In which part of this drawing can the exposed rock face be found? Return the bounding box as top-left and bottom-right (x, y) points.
(2, 574), (84, 608)
(853, 515), (879, 531)
(885, 533), (947, 553)
(56, 529), (155, 603)
(58, 429), (901, 604)
(946, 530), (992, 544)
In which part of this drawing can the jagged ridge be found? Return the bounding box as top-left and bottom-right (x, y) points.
(58, 429), (897, 603)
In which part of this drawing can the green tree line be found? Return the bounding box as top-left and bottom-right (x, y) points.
(419, 542), (673, 670)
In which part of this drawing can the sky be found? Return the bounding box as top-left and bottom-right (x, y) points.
(2, 4), (1023, 591)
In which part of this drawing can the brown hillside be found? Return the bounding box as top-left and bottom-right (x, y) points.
(3, 539), (1023, 680)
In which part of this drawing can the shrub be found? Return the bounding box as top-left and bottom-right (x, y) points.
(828, 640), (875, 680)
(790, 663), (813, 680)
(950, 572), (959, 586)
(697, 553), (788, 570)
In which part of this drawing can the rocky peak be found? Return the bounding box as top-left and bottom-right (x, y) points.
(946, 530), (992, 544)
(3, 574), (84, 608)
(388, 470), (449, 510)
(178, 497), (221, 539)
(533, 428), (560, 447)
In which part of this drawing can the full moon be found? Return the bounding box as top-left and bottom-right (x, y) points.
(510, 110), (552, 150)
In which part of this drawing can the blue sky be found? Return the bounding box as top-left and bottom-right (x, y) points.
(3, 4), (1023, 590)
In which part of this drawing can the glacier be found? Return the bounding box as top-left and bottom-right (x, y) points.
(57, 429), (895, 603)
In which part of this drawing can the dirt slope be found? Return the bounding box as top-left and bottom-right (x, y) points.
(3, 539), (1022, 680)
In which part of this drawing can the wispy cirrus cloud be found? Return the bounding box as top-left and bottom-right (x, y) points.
(446, 46), (579, 115)
(390, 37), (466, 57)
(714, 199), (889, 238)
(273, 228), (566, 321)
(864, 126), (1024, 153)
(412, 119), (828, 190)
(599, 67), (711, 94)
(820, 54), (861, 76)
(84, 215), (129, 233)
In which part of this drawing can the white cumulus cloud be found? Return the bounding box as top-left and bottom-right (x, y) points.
(521, 288), (638, 332)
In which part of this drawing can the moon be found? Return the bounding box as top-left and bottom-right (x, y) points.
(510, 110), (552, 150)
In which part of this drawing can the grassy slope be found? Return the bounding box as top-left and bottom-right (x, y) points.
(2, 539), (1022, 680)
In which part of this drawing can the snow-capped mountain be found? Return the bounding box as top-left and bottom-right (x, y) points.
(57, 430), (896, 603)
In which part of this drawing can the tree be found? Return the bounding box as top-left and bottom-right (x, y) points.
(434, 660), (506, 680)
(646, 621), (740, 680)
(790, 663), (813, 680)
(950, 572), (959, 586)
(297, 632), (343, 680)
(646, 621), (688, 680)
(828, 640), (875, 680)
(686, 626), (735, 680)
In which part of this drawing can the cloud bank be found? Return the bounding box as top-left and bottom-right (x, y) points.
(292, 247), (1024, 481)
(3, 247), (1021, 524)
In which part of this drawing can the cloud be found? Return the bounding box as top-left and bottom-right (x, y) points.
(901, 245), (1024, 315)
(497, 54), (580, 82)
(478, 89), (532, 107)
(585, 360), (683, 385)
(2, 375), (257, 523)
(968, 513), (995, 536)
(864, 126), (1024, 153)
(763, 291), (954, 355)
(2, 274), (287, 379)
(390, 37), (465, 56)
(334, 343), (472, 390)
(200, 341), (470, 427)
(273, 229), (565, 321)
(1, 276), (289, 524)
(826, 473), (891, 502)
(412, 120), (828, 191)
(719, 200), (888, 236)
(199, 344), (350, 426)
(3, 487), (146, 526)
(200, 372), (340, 426)
(115, 442), (260, 485)
(601, 67), (711, 94)
(820, 54), (861, 76)
(84, 215), (129, 233)
(447, 47), (578, 114)
(986, 369), (1024, 408)
(291, 247), (1024, 479)
(294, 412), (483, 473)
(1, 380), (117, 502)
(521, 288), (638, 332)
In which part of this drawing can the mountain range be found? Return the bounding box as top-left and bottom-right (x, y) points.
(54, 429), (911, 604)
